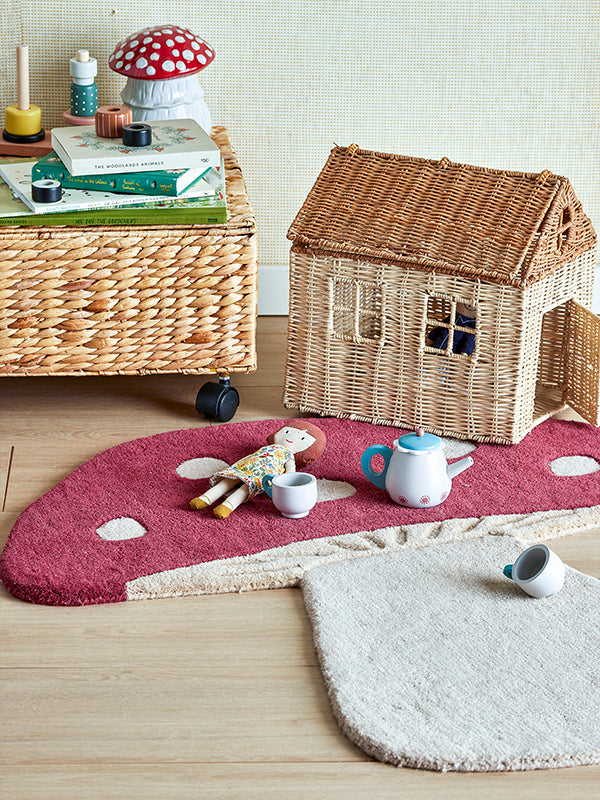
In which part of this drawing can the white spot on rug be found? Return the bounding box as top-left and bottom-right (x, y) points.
(550, 455), (600, 476)
(440, 437), (477, 459)
(96, 517), (147, 541)
(316, 479), (356, 502)
(176, 457), (229, 479)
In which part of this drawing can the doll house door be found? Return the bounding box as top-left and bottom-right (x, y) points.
(563, 300), (600, 426)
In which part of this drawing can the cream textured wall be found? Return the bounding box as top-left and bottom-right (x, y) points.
(1, 1), (599, 299)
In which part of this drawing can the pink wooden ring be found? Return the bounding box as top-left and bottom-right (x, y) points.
(95, 105), (132, 138)
(63, 110), (95, 126)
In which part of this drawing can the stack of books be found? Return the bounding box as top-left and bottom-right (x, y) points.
(0, 119), (227, 227)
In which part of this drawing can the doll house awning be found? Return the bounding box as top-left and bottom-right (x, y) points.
(288, 145), (597, 289)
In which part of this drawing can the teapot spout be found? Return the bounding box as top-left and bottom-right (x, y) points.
(447, 455), (474, 480)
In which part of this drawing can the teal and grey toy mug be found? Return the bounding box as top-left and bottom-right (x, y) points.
(262, 472), (317, 519)
(503, 544), (565, 598)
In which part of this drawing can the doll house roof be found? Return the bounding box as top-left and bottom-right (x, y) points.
(288, 145), (597, 288)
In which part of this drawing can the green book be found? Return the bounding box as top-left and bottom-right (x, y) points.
(0, 196), (227, 227)
(32, 151), (212, 197)
(0, 158), (227, 227)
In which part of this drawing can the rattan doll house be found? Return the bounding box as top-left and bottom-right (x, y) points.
(284, 145), (599, 444)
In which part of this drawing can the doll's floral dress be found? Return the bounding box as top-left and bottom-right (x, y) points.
(210, 444), (294, 498)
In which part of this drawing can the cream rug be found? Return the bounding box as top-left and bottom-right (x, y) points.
(301, 534), (600, 771)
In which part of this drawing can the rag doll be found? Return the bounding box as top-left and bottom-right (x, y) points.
(190, 420), (326, 519)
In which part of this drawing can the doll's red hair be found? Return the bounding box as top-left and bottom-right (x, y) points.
(266, 420), (326, 467)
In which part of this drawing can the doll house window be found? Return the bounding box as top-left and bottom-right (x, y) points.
(425, 294), (477, 357)
(556, 207), (572, 253)
(330, 277), (383, 342)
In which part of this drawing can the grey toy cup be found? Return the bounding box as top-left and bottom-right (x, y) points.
(262, 472), (317, 518)
(503, 544), (565, 598)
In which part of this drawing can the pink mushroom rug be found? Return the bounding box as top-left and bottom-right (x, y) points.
(2, 416), (600, 606)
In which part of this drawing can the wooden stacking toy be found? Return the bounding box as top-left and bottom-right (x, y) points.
(62, 49), (97, 126)
(1, 44), (52, 155)
(95, 105), (132, 138)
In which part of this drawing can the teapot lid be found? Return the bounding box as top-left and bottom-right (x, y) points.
(398, 428), (442, 452)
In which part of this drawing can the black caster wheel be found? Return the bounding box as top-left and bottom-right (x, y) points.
(195, 378), (240, 422)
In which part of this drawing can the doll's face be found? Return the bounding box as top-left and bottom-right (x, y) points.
(273, 426), (316, 454)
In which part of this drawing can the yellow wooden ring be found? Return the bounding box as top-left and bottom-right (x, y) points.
(5, 104), (41, 136)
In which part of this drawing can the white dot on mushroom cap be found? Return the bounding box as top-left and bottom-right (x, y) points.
(166, 39), (175, 47)
(129, 39), (139, 47)
(152, 42), (161, 49)
(146, 66), (156, 76)
(96, 517), (147, 541)
(140, 46), (147, 53)
(115, 49), (123, 59)
(125, 51), (134, 60)
(440, 437), (477, 459)
(150, 52), (159, 61)
(116, 61), (123, 69)
(316, 479), (357, 503)
(197, 54), (206, 64)
(191, 41), (200, 50)
(175, 35), (186, 42)
(125, 64), (131, 70)
(176, 457), (229, 479)
(185, 32), (193, 39)
(163, 28), (173, 34)
(550, 455), (600, 476)
(162, 60), (175, 72)
(173, 49), (180, 57)
(206, 49), (213, 57)
(176, 60), (185, 70)
(182, 49), (194, 60)
(136, 57), (148, 68)
(143, 36), (152, 43)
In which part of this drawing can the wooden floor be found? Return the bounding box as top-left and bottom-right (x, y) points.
(1, 316), (599, 799)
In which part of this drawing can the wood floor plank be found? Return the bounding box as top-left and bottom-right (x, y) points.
(4, 762), (600, 800)
(0, 665), (353, 766)
(0, 445), (13, 512)
(2, 442), (99, 514)
(1, 587), (318, 670)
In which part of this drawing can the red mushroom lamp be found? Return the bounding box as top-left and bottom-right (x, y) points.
(108, 25), (215, 132)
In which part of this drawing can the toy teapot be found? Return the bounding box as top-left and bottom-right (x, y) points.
(361, 428), (474, 508)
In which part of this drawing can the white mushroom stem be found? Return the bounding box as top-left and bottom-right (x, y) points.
(120, 75), (211, 132)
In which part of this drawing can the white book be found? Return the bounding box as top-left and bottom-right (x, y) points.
(0, 161), (217, 215)
(51, 119), (221, 176)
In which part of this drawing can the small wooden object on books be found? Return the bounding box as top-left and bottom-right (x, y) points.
(62, 49), (98, 126)
(284, 145), (599, 444)
(1, 45), (53, 156)
(95, 105), (132, 138)
(0, 127), (257, 420)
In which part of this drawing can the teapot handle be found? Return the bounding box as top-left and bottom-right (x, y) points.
(361, 445), (393, 491)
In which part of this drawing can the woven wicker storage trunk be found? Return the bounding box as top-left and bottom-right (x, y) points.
(0, 127), (257, 377)
(284, 145), (599, 444)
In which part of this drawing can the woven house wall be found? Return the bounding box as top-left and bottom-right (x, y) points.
(284, 245), (597, 444)
(519, 246), (597, 419)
